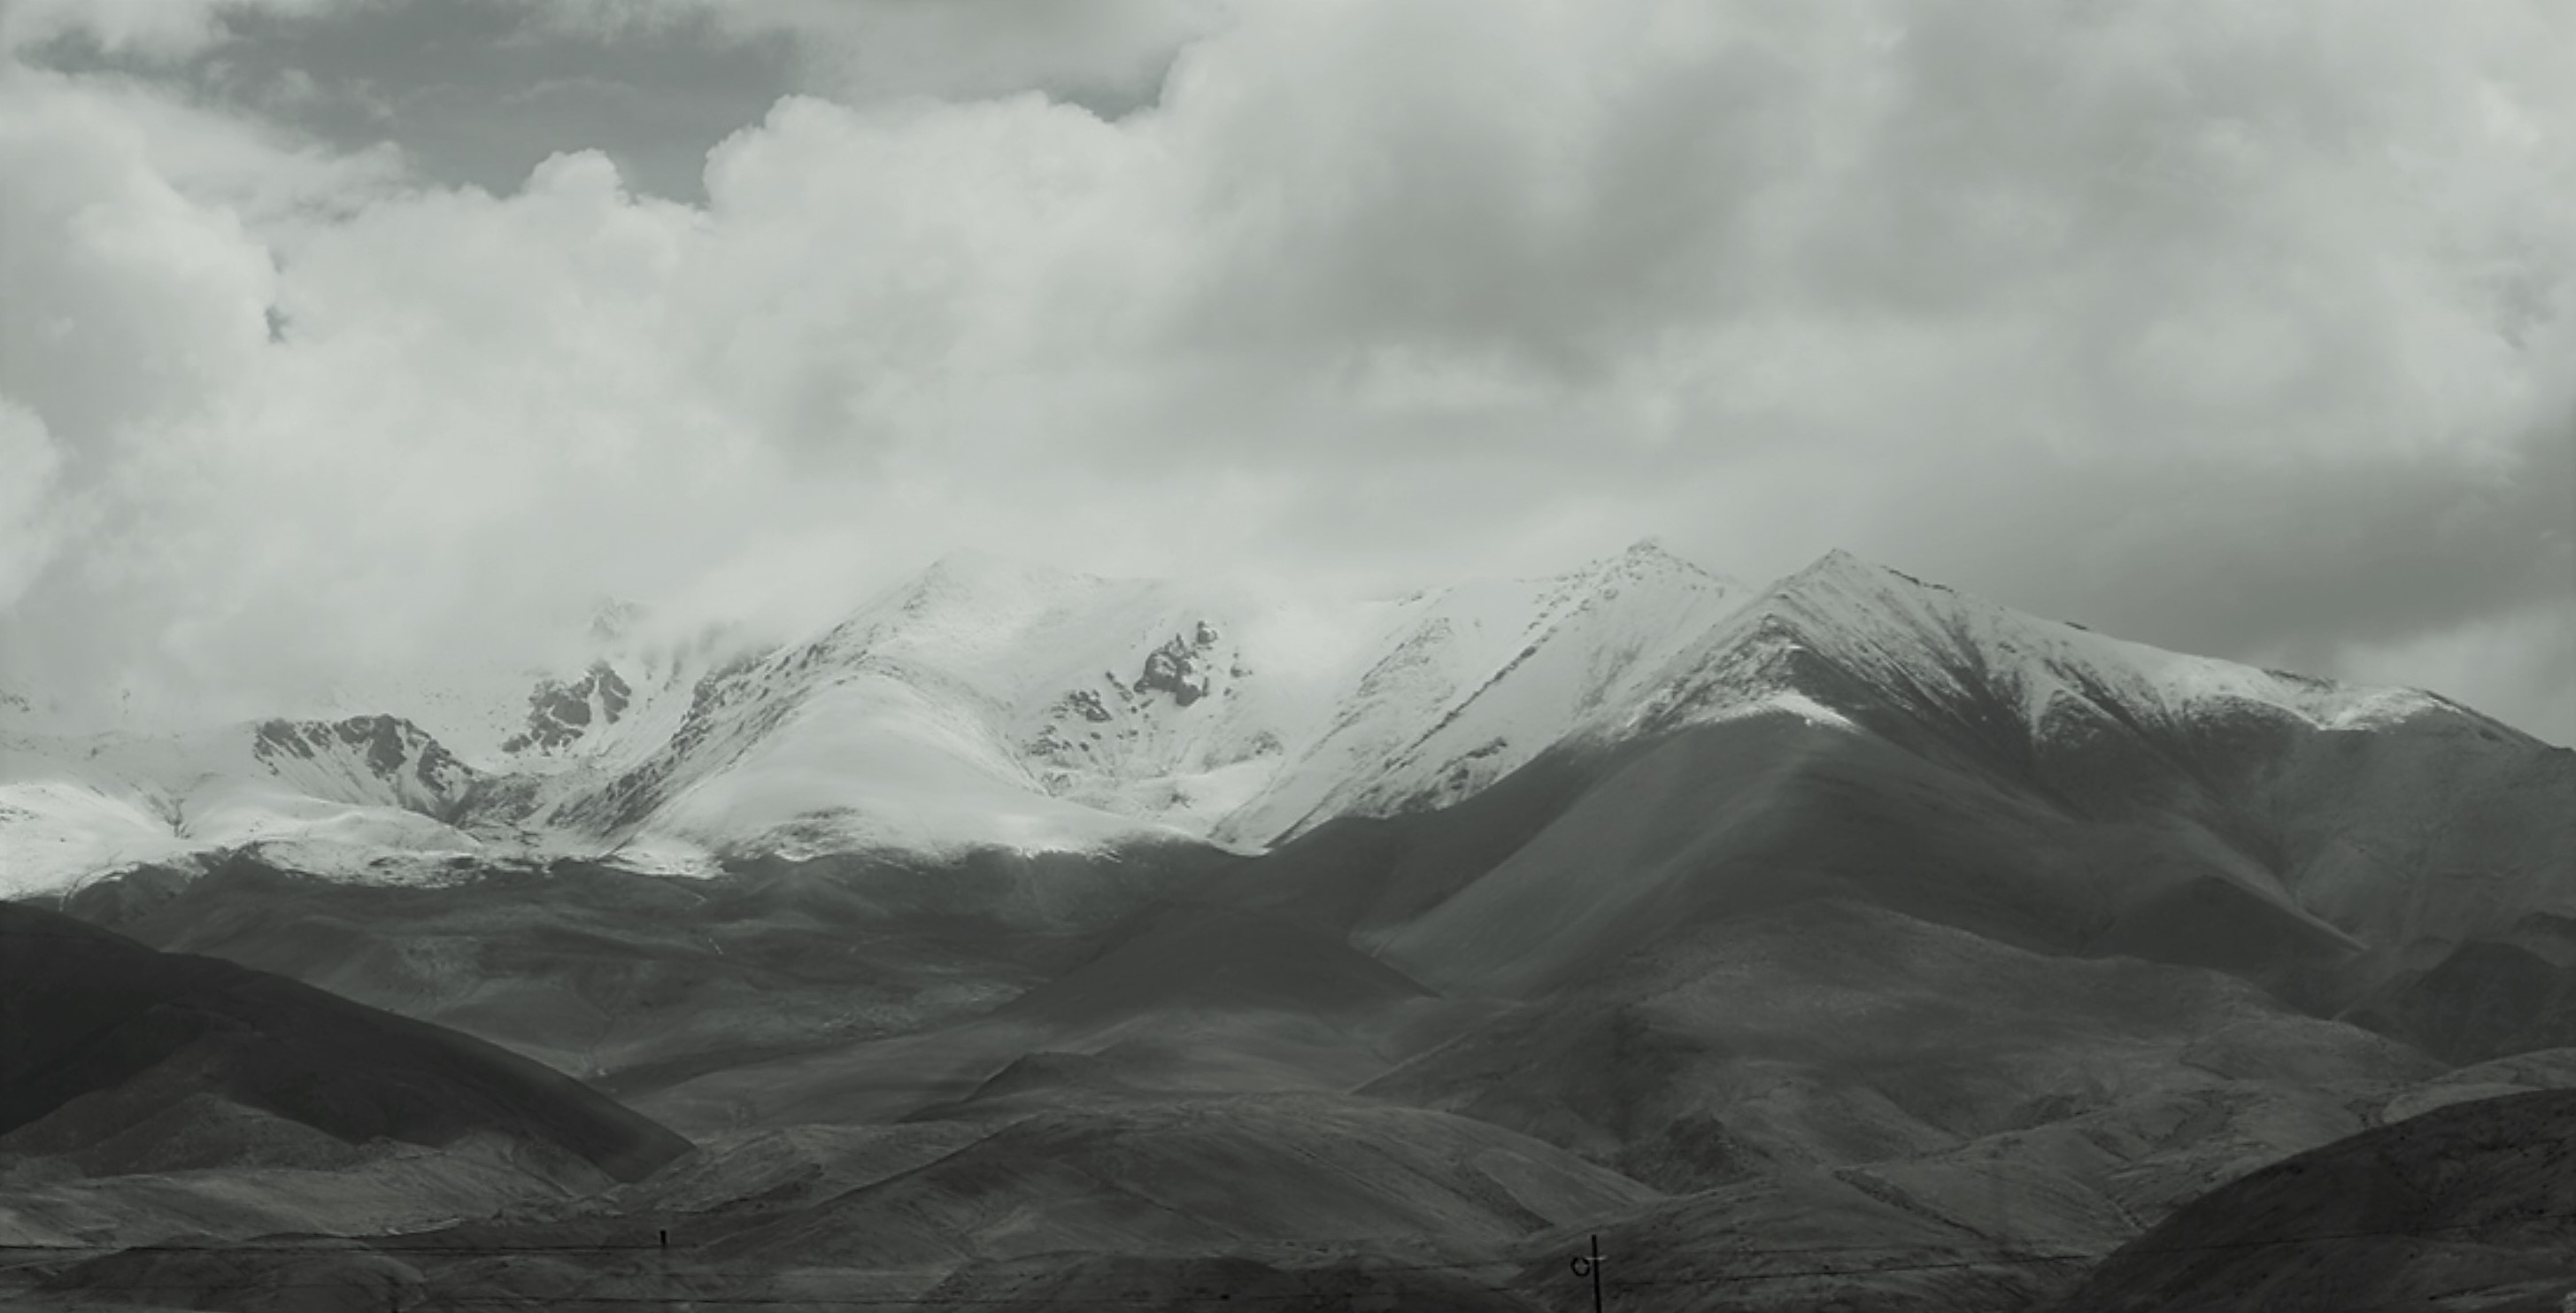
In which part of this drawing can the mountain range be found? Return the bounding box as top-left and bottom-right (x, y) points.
(4, 543), (2571, 1311)
(5, 542), (2556, 902)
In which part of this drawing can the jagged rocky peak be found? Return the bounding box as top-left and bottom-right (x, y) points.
(1614, 535), (1702, 573)
(251, 714), (474, 796)
(504, 662), (636, 755)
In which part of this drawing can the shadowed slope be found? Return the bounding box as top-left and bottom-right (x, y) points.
(1360, 713), (2358, 1000)
(0, 903), (690, 1184)
(636, 900), (1467, 1131)
(49, 844), (1228, 1091)
(1364, 898), (2439, 1196)
(2056, 1090), (2576, 1312)
(2345, 913), (2576, 1064)
(1623, 552), (2574, 954)
(706, 1094), (1660, 1269)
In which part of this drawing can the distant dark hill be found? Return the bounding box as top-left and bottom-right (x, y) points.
(992, 900), (1437, 1029)
(1363, 897), (2440, 1196)
(2057, 1090), (2576, 1312)
(914, 1252), (1549, 1313)
(706, 1094), (1659, 1269)
(634, 900), (1476, 1131)
(1517, 1166), (2107, 1313)
(0, 902), (690, 1184)
(2345, 914), (2576, 1065)
(42, 843), (1228, 1092)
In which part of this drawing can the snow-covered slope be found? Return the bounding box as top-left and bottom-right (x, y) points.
(306, 600), (751, 776)
(0, 715), (489, 896)
(1586, 550), (2572, 948)
(1625, 550), (2459, 748)
(538, 541), (1745, 864)
(3, 545), (2556, 900)
(1219, 540), (1746, 842)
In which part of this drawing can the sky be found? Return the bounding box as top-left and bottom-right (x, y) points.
(0, 0), (2570, 744)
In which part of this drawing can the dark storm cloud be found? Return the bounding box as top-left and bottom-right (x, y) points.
(18, 0), (787, 199)
(12, 0), (1211, 199)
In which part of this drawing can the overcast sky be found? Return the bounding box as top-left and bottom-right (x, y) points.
(1, 0), (2570, 744)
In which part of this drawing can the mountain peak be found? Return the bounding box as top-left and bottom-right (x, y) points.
(1565, 537), (1735, 591)
(1646, 549), (2474, 756)
(1630, 537), (1712, 573)
(901, 550), (1105, 613)
(1785, 547), (1947, 590)
(1740, 549), (1957, 635)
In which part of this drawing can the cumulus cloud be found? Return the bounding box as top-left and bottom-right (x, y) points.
(1, 0), (2570, 744)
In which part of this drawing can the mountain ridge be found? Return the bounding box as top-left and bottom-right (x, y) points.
(2, 545), (2555, 900)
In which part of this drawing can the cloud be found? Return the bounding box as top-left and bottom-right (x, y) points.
(2336, 596), (2576, 747)
(0, 0), (374, 60)
(1, 0), (2570, 743)
(0, 399), (70, 610)
(529, 0), (1230, 110)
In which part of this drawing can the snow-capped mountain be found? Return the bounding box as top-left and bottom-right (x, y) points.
(1603, 550), (2570, 946)
(536, 539), (1746, 865)
(1, 544), (2561, 903)
(0, 714), (488, 892)
(1627, 549), (2463, 747)
(305, 598), (754, 774)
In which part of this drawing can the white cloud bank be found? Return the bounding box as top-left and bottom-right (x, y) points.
(1, 0), (2571, 743)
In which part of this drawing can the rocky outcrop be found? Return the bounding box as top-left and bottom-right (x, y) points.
(251, 714), (474, 810)
(1135, 624), (1220, 707)
(503, 662), (636, 754)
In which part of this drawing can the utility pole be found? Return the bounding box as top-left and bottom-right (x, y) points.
(1570, 1233), (1605, 1313)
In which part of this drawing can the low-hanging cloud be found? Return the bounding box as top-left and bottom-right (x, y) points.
(1, 0), (2570, 744)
